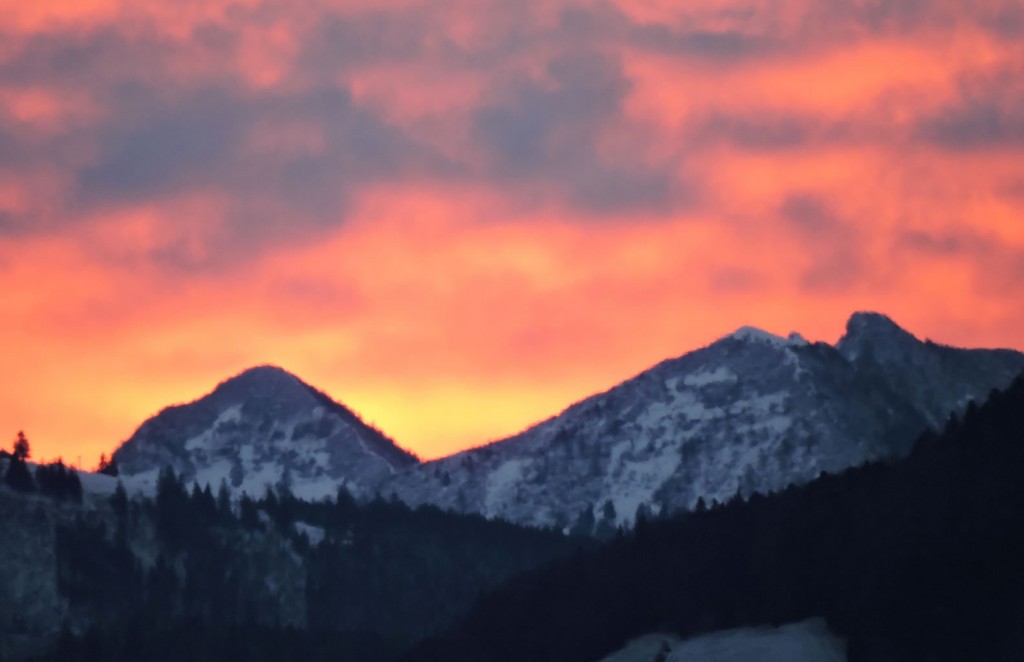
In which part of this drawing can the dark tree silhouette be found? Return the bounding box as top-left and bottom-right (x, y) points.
(111, 480), (128, 519)
(239, 492), (260, 530)
(217, 480), (233, 522)
(13, 430), (30, 460)
(155, 466), (189, 550)
(97, 452), (119, 476)
(35, 460), (83, 502)
(6, 430), (35, 492)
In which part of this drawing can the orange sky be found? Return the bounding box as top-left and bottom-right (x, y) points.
(1, 0), (1023, 464)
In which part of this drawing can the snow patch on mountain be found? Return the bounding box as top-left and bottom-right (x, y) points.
(728, 326), (798, 348)
(682, 367), (736, 388)
(604, 443), (681, 523)
(293, 521), (326, 546)
(600, 619), (845, 662)
(485, 458), (529, 514)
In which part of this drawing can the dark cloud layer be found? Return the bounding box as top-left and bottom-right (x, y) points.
(0, 0), (1020, 269)
(474, 52), (682, 214)
(919, 101), (1024, 149)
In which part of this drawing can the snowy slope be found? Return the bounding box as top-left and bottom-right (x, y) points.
(599, 619), (845, 662)
(381, 312), (1024, 531)
(110, 365), (417, 499)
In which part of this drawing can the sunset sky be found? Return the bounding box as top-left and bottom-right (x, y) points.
(2, 0), (1023, 465)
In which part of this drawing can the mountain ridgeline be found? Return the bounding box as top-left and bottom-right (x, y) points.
(107, 313), (1024, 534)
(3, 310), (1023, 661)
(381, 312), (1024, 531)
(28, 330), (1024, 662)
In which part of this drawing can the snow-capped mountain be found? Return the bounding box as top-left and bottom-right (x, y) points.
(105, 313), (1024, 533)
(380, 312), (1024, 531)
(111, 365), (417, 500)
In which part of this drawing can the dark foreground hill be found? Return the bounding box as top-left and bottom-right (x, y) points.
(410, 373), (1024, 662)
(1, 477), (576, 661)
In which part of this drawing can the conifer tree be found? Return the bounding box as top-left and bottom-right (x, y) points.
(217, 479), (233, 521)
(155, 466), (188, 549)
(12, 430), (29, 460)
(239, 493), (260, 529)
(35, 460), (82, 502)
(111, 480), (128, 519)
(6, 431), (35, 492)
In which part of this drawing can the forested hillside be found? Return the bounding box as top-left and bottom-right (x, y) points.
(412, 375), (1024, 661)
(1, 472), (577, 661)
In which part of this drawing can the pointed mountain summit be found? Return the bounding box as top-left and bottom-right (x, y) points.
(383, 313), (1024, 532)
(836, 311), (920, 362)
(112, 365), (417, 499)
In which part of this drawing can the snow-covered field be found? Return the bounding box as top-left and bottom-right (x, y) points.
(600, 619), (845, 662)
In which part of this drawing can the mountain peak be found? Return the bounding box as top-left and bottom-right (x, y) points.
(213, 363), (302, 393)
(722, 325), (809, 349)
(192, 364), (331, 418)
(231, 364), (295, 380)
(837, 312), (918, 361)
(845, 311), (912, 337)
(111, 364), (417, 499)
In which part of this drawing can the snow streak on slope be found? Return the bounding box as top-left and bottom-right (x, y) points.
(600, 619), (845, 662)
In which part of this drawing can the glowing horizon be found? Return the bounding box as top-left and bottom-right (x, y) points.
(8, 308), (1021, 468)
(2, 0), (1023, 465)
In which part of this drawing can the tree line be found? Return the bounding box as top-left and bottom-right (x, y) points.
(410, 375), (1024, 661)
(3, 431), (82, 502)
(33, 463), (580, 660)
